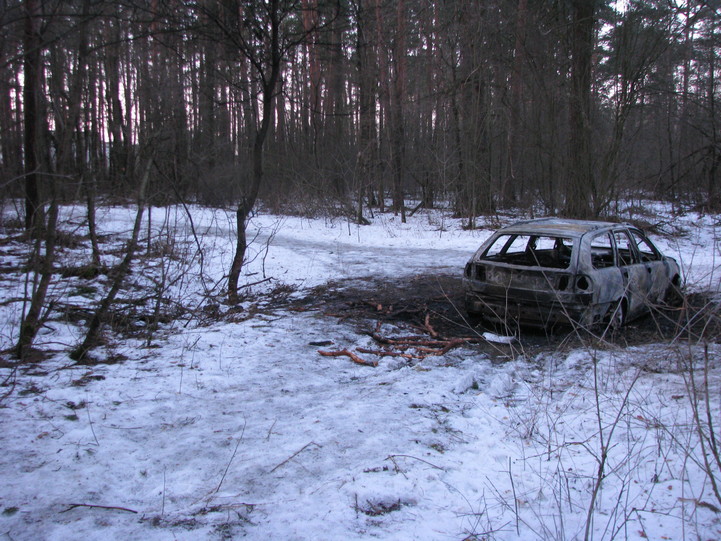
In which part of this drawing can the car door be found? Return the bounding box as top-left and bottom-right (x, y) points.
(612, 229), (652, 317)
(629, 229), (667, 303)
(588, 231), (624, 312)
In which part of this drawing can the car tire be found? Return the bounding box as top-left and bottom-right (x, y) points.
(465, 311), (483, 327)
(663, 279), (684, 307)
(609, 299), (626, 331)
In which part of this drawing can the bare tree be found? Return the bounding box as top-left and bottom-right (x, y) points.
(191, 1), (306, 303)
(70, 159), (151, 361)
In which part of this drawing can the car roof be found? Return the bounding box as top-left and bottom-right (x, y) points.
(498, 218), (630, 238)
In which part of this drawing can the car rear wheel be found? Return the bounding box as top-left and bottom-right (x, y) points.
(608, 299), (626, 331)
(465, 311), (483, 327)
(663, 278), (683, 307)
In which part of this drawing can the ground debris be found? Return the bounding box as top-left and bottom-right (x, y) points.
(318, 310), (477, 367)
(318, 348), (378, 367)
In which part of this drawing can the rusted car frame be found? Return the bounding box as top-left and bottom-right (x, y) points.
(463, 218), (681, 330)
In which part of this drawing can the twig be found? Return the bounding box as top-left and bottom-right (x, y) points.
(214, 420), (246, 494)
(240, 277), (273, 289)
(508, 457), (519, 535)
(266, 419), (277, 440)
(0, 366), (17, 406)
(171, 182), (210, 295)
(161, 467), (166, 517)
(386, 455), (409, 479)
(270, 441), (321, 473)
(384, 454), (444, 471)
(583, 363), (640, 541)
(61, 503), (137, 514)
(86, 402), (99, 446)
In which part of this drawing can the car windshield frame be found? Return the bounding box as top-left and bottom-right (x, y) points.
(480, 233), (574, 270)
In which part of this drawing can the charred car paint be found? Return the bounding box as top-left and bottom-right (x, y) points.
(463, 218), (681, 330)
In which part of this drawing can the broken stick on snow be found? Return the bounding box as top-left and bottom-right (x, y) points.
(318, 349), (378, 367)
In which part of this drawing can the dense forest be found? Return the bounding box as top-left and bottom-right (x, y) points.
(3, 0), (721, 229)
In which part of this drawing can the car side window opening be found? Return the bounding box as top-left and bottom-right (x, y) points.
(484, 234), (516, 258)
(613, 230), (639, 266)
(630, 230), (660, 262)
(591, 233), (615, 268)
(506, 235), (529, 255)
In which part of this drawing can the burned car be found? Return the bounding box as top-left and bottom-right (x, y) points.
(463, 218), (681, 330)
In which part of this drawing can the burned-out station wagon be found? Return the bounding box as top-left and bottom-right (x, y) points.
(463, 218), (681, 330)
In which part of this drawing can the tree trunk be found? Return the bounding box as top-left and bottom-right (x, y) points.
(502, 0), (528, 207)
(302, 0), (320, 139)
(707, 14), (719, 209)
(356, 0), (377, 223)
(375, 0), (389, 212)
(565, 0), (595, 219)
(390, 0), (406, 222)
(0, 59), (21, 182)
(15, 197), (58, 360)
(23, 0), (42, 233)
(57, 0), (90, 179)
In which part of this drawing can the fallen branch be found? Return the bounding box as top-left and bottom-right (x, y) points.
(356, 347), (418, 359)
(323, 312), (352, 322)
(339, 315), (477, 365)
(370, 333), (468, 349)
(368, 332), (435, 346)
(61, 503), (138, 514)
(387, 307), (424, 318)
(423, 313), (439, 338)
(364, 330), (475, 361)
(414, 338), (472, 356)
(318, 349), (378, 367)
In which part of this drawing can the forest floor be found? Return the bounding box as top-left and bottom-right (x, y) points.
(1, 202), (721, 540)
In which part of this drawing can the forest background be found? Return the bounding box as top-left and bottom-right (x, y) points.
(3, 0), (719, 301)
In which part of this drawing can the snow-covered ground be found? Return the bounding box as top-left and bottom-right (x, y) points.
(1, 203), (721, 540)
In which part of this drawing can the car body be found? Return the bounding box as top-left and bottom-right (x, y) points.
(463, 218), (681, 330)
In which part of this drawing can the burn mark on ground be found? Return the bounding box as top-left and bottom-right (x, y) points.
(283, 273), (720, 359)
